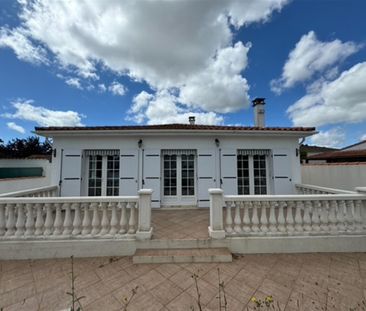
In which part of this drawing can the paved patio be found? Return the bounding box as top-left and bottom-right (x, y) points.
(152, 209), (209, 240)
(1, 253), (365, 310)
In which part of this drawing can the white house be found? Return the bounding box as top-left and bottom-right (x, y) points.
(35, 99), (316, 207)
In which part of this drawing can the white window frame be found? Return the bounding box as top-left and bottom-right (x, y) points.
(237, 154), (270, 195)
(161, 153), (196, 206)
(85, 155), (119, 196)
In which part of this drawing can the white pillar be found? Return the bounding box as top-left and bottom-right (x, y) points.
(208, 188), (225, 239)
(136, 189), (153, 240)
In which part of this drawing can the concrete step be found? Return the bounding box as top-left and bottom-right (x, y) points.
(133, 248), (232, 264)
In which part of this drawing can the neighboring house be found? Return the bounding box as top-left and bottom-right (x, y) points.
(35, 99), (316, 207)
(307, 140), (366, 163)
(300, 144), (338, 163)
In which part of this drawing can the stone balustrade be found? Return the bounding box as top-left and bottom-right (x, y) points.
(0, 189), (153, 240)
(208, 189), (366, 239)
(295, 183), (356, 195)
(0, 185), (59, 198)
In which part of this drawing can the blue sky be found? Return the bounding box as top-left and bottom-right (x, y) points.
(0, 0), (365, 147)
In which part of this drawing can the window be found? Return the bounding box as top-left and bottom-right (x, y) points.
(237, 153), (269, 195)
(162, 151), (196, 201)
(86, 151), (119, 196)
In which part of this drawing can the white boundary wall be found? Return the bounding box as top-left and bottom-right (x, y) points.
(301, 163), (366, 191)
(0, 159), (51, 194)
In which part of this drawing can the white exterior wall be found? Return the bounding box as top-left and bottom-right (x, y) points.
(51, 134), (301, 206)
(0, 159), (51, 194)
(302, 163), (366, 191)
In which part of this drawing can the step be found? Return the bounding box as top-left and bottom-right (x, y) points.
(133, 248), (232, 264)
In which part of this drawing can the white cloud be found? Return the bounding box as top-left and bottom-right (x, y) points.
(288, 62), (366, 127)
(271, 31), (360, 94)
(108, 82), (127, 96)
(0, 27), (48, 65)
(2, 99), (84, 127)
(65, 77), (83, 89)
(308, 128), (345, 148)
(7, 122), (25, 134)
(361, 134), (366, 141)
(179, 42), (251, 113)
(0, 0), (289, 118)
(128, 90), (223, 125)
(98, 83), (107, 92)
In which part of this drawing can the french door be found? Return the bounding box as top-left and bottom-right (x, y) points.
(162, 153), (196, 205)
(87, 154), (119, 196)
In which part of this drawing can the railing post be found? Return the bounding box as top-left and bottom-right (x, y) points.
(136, 189), (153, 240)
(208, 188), (225, 239)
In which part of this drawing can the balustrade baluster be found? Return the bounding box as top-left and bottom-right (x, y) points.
(345, 200), (355, 232)
(25, 203), (35, 236)
(100, 202), (110, 235)
(0, 203), (6, 236)
(53, 203), (63, 235)
(5, 203), (16, 236)
(63, 203), (72, 235)
(320, 201), (329, 232)
(128, 202), (136, 234)
(337, 200), (346, 232)
(119, 202), (127, 234)
(109, 202), (118, 235)
(81, 203), (91, 235)
(72, 203), (82, 235)
(225, 201), (233, 233)
(354, 200), (364, 232)
(43, 203), (54, 235)
(277, 202), (286, 233)
(311, 201), (321, 232)
(91, 202), (101, 235)
(233, 201), (242, 233)
(15, 203), (25, 236)
(303, 201), (312, 232)
(329, 201), (338, 233)
(34, 203), (44, 235)
(286, 201), (295, 233)
(269, 201), (278, 233)
(294, 201), (304, 232)
(259, 202), (269, 233)
(242, 202), (251, 233)
(251, 202), (260, 232)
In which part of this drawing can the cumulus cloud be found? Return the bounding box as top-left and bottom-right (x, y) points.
(2, 99), (84, 127)
(287, 62), (366, 127)
(308, 128), (346, 148)
(179, 42), (251, 113)
(361, 134), (366, 141)
(271, 31), (360, 94)
(7, 122), (25, 134)
(0, 27), (48, 65)
(128, 90), (223, 125)
(108, 82), (127, 96)
(0, 0), (289, 121)
(65, 78), (83, 89)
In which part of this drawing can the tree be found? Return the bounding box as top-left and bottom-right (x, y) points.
(0, 136), (52, 158)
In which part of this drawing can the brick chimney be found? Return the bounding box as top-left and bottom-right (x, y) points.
(252, 98), (265, 127)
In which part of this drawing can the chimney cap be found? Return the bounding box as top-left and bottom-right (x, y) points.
(188, 116), (196, 125)
(252, 97), (266, 107)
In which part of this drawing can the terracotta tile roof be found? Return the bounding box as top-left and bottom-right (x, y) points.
(300, 144), (339, 153)
(35, 124), (316, 132)
(308, 149), (366, 160)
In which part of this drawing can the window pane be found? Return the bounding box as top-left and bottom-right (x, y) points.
(237, 155), (250, 195)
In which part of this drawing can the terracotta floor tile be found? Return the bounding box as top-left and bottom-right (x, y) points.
(165, 291), (197, 311)
(0, 283), (37, 309)
(185, 278), (218, 306)
(150, 279), (183, 306)
(127, 291), (164, 311)
(154, 263), (182, 278)
(136, 269), (166, 290)
(83, 293), (122, 311)
(169, 268), (195, 291)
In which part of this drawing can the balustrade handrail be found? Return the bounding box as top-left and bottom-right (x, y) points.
(225, 193), (365, 202)
(0, 195), (139, 204)
(0, 185), (59, 198)
(295, 183), (356, 194)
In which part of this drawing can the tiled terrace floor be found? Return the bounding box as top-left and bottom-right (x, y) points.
(1, 253), (366, 310)
(152, 209), (209, 240)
